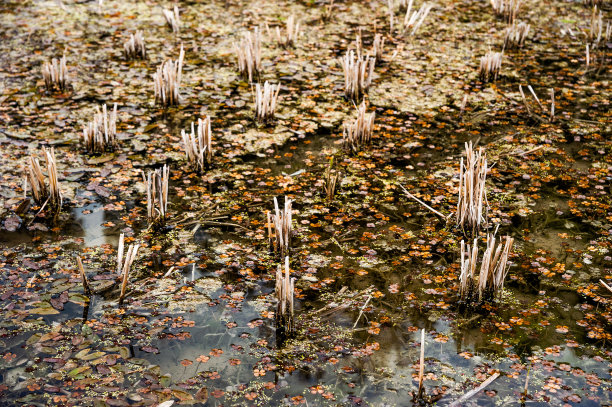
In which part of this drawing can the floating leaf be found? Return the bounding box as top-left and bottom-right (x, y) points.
(172, 389), (194, 402)
(68, 366), (91, 378)
(68, 293), (90, 305)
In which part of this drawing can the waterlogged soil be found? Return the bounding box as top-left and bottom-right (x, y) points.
(1, 0), (611, 406)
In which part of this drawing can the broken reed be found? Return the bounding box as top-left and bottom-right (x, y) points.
(153, 46), (184, 106)
(26, 147), (62, 212)
(42, 54), (68, 92)
(254, 81), (281, 123)
(82, 103), (118, 153)
(146, 165), (169, 227)
(181, 117), (213, 172)
(372, 33), (385, 62)
(117, 233), (140, 304)
(273, 15), (299, 47)
(403, 1), (434, 36)
(322, 0), (335, 20)
(417, 328), (425, 398)
(589, 6), (603, 45)
(234, 28), (262, 83)
(490, 0), (521, 23)
(267, 196), (292, 257)
(459, 232), (514, 302)
(76, 256), (91, 296)
(340, 50), (375, 101)
(343, 101), (375, 153)
(275, 256), (295, 334)
(456, 142), (487, 233)
(124, 31), (146, 60)
(504, 22), (530, 49)
(163, 5), (180, 33)
(478, 51), (502, 82)
(324, 160), (340, 200)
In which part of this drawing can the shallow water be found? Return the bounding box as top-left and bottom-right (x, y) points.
(1, 0), (611, 406)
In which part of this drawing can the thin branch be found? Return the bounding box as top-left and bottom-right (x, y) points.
(398, 184), (446, 218)
(449, 373), (500, 407)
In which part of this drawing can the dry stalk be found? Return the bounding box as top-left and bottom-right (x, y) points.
(82, 103), (118, 153)
(518, 85), (530, 114)
(181, 117), (213, 172)
(324, 160), (341, 200)
(272, 15), (300, 47)
(76, 256), (91, 296)
(549, 88), (555, 122)
(449, 373), (500, 407)
(117, 233), (125, 274)
(418, 328), (425, 398)
(234, 28), (262, 83)
(254, 81), (281, 123)
(527, 85), (544, 110)
(146, 165), (169, 227)
(388, 0), (395, 34)
(42, 54), (68, 92)
(403, 2), (434, 36)
(118, 242), (140, 304)
(504, 22), (530, 49)
(588, 6), (603, 45)
(340, 50), (375, 101)
(459, 232), (514, 302)
(124, 31), (146, 60)
(26, 147), (62, 212)
(490, 0), (521, 23)
(456, 142), (488, 232)
(586, 44), (591, 68)
(478, 51), (503, 82)
(323, 0), (335, 21)
(153, 46), (184, 107)
(343, 101), (375, 152)
(275, 256), (295, 334)
(163, 5), (180, 33)
(271, 196), (292, 257)
(372, 33), (385, 62)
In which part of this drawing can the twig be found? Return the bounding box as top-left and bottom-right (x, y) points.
(418, 328), (425, 398)
(398, 184), (446, 218)
(600, 279), (612, 293)
(76, 256), (91, 296)
(352, 295), (372, 329)
(449, 372), (500, 407)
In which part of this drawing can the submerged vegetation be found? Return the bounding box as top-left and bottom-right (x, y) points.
(0, 0), (611, 405)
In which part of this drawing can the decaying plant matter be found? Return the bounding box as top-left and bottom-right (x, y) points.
(42, 54), (68, 91)
(181, 117), (213, 172)
(234, 28), (262, 82)
(124, 31), (146, 60)
(340, 50), (375, 101)
(269, 196), (292, 257)
(146, 165), (169, 227)
(254, 81), (281, 123)
(459, 231), (514, 301)
(275, 256), (295, 334)
(153, 46), (184, 106)
(82, 103), (118, 153)
(25, 147), (62, 213)
(163, 6), (180, 33)
(343, 101), (375, 153)
(478, 51), (502, 82)
(504, 22), (530, 48)
(456, 142), (488, 233)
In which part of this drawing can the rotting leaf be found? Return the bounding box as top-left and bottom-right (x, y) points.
(68, 366), (91, 379)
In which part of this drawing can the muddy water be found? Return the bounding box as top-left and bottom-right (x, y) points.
(1, 0), (612, 406)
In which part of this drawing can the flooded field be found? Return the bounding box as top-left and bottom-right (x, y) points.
(0, 0), (611, 405)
